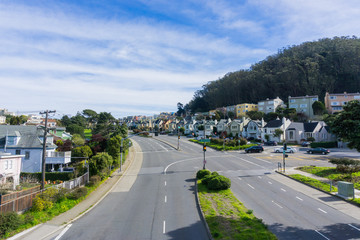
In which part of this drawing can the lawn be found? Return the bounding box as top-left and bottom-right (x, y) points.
(190, 139), (256, 151)
(297, 166), (360, 190)
(198, 181), (277, 240)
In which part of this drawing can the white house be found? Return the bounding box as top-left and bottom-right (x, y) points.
(227, 117), (250, 137)
(0, 125), (71, 173)
(286, 121), (336, 143)
(243, 119), (265, 139)
(262, 117), (291, 142)
(216, 119), (231, 135)
(0, 152), (23, 190)
(258, 97), (286, 114)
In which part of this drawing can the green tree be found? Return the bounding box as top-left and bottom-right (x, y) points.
(89, 152), (113, 178)
(66, 124), (85, 137)
(71, 145), (93, 163)
(106, 135), (122, 167)
(312, 101), (327, 115)
(273, 129), (284, 139)
(72, 134), (85, 146)
(330, 100), (360, 151)
(246, 111), (265, 120)
(264, 112), (279, 122)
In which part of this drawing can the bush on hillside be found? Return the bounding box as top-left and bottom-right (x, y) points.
(67, 187), (88, 200)
(0, 212), (23, 237)
(310, 141), (337, 148)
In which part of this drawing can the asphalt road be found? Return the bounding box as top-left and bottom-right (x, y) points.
(157, 135), (360, 240)
(46, 135), (360, 240)
(52, 136), (209, 240)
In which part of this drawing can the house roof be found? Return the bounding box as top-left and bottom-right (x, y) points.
(0, 125), (56, 149)
(264, 119), (282, 128)
(304, 122), (319, 132)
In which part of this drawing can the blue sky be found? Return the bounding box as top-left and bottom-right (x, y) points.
(1, 0), (360, 118)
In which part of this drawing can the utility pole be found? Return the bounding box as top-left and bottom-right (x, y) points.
(177, 126), (180, 150)
(40, 110), (56, 190)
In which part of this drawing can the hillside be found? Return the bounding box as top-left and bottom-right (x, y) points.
(186, 36), (360, 113)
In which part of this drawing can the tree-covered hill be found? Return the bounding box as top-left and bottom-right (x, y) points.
(186, 36), (360, 113)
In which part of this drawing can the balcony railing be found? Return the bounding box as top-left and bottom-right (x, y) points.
(46, 151), (71, 164)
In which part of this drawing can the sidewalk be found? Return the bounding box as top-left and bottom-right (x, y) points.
(10, 140), (141, 240)
(284, 167), (360, 198)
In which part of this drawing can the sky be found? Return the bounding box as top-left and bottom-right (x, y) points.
(1, 0), (360, 118)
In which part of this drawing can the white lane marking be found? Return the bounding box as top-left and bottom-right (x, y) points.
(165, 196), (167, 203)
(318, 208), (327, 214)
(155, 141), (169, 152)
(348, 224), (360, 231)
(54, 224), (72, 240)
(296, 196), (303, 201)
(268, 181), (272, 185)
(165, 181), (167, 186)
(272, 200), (283, 209)
(252, 157), (271, 164)
(247, 184), (255, 189)
(236, 156), (265, 168)
(258, 176), (262, 179)
(238, 177), (242, 180)
(163, 221), (166, 234)
(281, 188), (286, 192)
(315, 230), (330, 240)
(164, 157), (203, 174)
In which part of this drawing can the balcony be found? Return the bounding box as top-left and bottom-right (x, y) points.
(46, 151), (71, 164)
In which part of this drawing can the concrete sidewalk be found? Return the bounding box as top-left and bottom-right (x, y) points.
(272, 168), (360, 221)
(10, 140), (141, 240)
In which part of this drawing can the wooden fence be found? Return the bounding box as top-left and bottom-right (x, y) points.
(0, 172), (89, 213)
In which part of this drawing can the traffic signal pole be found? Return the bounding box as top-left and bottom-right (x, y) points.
(203, 143), (206, 169)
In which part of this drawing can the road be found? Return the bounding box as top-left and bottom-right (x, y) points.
(157, 136), (360, 240)
(50, 136), (209, 240)
(45, 135), (360, 240)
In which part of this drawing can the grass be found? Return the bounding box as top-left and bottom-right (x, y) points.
(297, 166), (360, 190)
(198, 181), (277, 240)
(189, 139), (257, 151)
(288, 174), (338, 192)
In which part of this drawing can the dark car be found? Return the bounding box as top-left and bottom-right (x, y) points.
(264, 141), (277, 146)
(245, 145), (264, 153)
(301, 141), (310, 147)
(306, 147), (330, 155)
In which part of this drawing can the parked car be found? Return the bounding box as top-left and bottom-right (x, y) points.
(264, 141), (277, 146)
(245, 146), (264, 153)
(301, 141), (310, 147)
(274, 147), (297, 153)
(186, 134), (193, 138)
(306, 147), (330, 155)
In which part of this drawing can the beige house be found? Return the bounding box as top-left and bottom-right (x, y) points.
(324, 92), (360, 114)
(0, 152), (23, 190)
(258, 97), (285, 114)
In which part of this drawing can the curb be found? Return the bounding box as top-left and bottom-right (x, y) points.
(152, 137), (178, 150)
(10, 142), (138, 240)
(275, 171), (360, 208)
(194, 178), (214, 240)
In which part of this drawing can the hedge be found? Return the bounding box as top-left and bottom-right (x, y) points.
(20, 172), (74, 182)
(310, 141), (337, 148)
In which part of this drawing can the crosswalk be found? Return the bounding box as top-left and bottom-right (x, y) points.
(256, 153), (329, 161)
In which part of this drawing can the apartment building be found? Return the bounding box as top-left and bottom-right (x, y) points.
(258, 97), (285, 114)
(235, 103), (258, 118)
(288, 95), (318, 119)
(324, 92), (360, 114)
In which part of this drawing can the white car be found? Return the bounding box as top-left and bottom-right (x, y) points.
(274, 146), (297, 153)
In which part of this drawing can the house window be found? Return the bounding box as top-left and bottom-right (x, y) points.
(290, 99), (295, 103)
(8, 160), (12, 169)
(15, 149), (21, 155)
(330, 96), (337, 100)
(290, 104), (297, 108)
(343, 102), (347, 105)
(25, 151), (30, 160)
(300, 104), (307, 108)
(4, 161), (8, 170)
(331, 102), (339, 106)
(289, 131), (294, 140)
(332, 106), (343, 110)
(312, 98), (318, 101)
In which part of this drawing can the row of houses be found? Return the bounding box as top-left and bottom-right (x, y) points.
(208, 92), (360, 120)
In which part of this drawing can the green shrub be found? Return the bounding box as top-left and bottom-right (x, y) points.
(196, 169), (211, 179)
(329, 158), (360, 173)
(240, 137), (247, 146)
(20, 172), (74, 182)
(67, 187), (88, 200)
(207, 175), (231, 190)
(310, 141), (337, 148)
(87, 175), (101, 187)
(32, 195), (53, 211)
(0, 212), (23, 237)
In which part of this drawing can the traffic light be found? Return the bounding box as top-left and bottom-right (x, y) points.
(203, 145), (207, 152)
(283, 143), (287, 150)
(178, 135), (180, 139)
